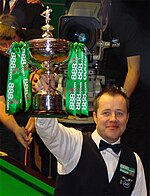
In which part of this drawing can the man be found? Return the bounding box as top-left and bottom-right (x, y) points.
(0, 0), (45, 156)
(0, 13), (56, 178)
(64, 0), (149, 184)
(35, 86), (147, 195)
(0, 14), (37, 169)
(0, 14), (33, 150)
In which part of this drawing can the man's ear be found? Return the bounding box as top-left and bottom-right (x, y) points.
(93, 112), (97, 124)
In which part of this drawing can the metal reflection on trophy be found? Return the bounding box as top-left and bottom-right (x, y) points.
(27, 6), (70, 117)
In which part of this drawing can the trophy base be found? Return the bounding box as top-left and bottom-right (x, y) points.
(28, 110), (68, 118)
(30, 94), (68, 118)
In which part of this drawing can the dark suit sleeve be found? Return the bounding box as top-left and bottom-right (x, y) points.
(22, 4), (45, 40)
(25, 4), (45, 30)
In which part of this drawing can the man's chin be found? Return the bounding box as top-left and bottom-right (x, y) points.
(106, 132), (120, 143)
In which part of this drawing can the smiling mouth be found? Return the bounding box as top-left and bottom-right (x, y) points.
(106, 125), (119, 129)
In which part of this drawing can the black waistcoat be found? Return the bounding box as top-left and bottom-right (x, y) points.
(55, 133), (137, 196)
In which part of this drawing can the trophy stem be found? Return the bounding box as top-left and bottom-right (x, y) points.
(28, 61), (68, 118)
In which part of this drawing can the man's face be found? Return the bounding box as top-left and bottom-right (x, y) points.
(0, 35), (20, 57)
(93, 94), (129, 143)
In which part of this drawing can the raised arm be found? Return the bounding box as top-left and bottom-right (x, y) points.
(35, 118), (83, 174)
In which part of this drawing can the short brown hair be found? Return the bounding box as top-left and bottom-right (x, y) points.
(0, 14), (22, 40)
(93, 86), (129, 113)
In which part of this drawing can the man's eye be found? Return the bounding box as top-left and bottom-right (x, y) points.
(116, 112), (124, 116)
(102, 111), (110, 116)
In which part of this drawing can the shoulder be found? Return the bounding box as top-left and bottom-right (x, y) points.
(25, 3), (45, 12)
(110, 12), (139, 34)
(133, 152), (144, 168)
(108, 12), (140, 50)
(122, 144), (144, 171)
(111, 12), (138, 24)
(121, 144), (137, 163)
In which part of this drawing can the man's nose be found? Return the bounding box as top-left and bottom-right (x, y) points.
(109, 113), (117, 121)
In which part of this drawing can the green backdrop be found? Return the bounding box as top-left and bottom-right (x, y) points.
(41, 0), (67, 37)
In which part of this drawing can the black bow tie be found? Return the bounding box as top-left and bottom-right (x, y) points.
(99, 140), (121, 155)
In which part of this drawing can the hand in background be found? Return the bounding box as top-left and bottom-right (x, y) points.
(25, 117), (36, 133)
(27, 0), (43, 4)
(13, 126), (32, 148)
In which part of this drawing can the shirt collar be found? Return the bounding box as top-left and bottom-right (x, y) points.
(91, 129), (121, 149)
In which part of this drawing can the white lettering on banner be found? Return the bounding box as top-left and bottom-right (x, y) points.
(9, 69), (12, 81)
(24, 78), (29, 97)
(82, 94), (87, 110)
(76, 81), (82, 110)
(7, 83), (14, 100)
(79, 82), (82, 94)
(69, 82), (76, 110)
(71, 63), (77, 80)
(82, 82), (87, 110)
(69, 93), (75, 110)
(83, 53), (87, 80)
(78, 63), (83, 80)
(76, 93), (81, 110)
(9, 52), (16, 80)
(21, 48), (27, 77)
(10, 53), (16, 68)
(83, 63), (87, 80)
(76, 94), (81, 102)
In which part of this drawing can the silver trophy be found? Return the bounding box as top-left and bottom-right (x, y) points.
(27, 6), (70, 117)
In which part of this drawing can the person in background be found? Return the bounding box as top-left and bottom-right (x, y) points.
(35, 86), (147, 195)
(0, 12), (57, 179)
(0, 14), (35, 166)
(0, 0), (45, 41)
(0, 0), (51, 174)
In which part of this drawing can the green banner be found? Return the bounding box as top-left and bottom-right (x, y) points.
(66, 42), (88, 116)
(6, 42), (32, 114)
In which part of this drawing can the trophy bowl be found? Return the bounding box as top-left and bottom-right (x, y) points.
(27, 37), (71, 118)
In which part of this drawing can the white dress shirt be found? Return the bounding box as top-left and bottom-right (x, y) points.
(36, 118), (147, 196)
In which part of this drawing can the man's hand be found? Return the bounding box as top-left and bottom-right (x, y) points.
(14, 127), (32, 148)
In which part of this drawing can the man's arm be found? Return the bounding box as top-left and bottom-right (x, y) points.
(0, 95), (32, 147)
(35, 118), (83, 174)
(123, 55), (140, 97)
